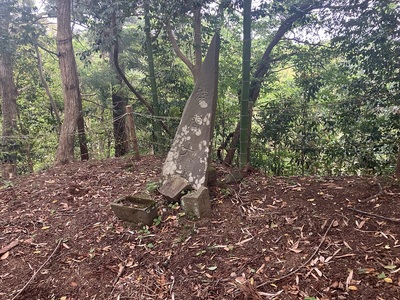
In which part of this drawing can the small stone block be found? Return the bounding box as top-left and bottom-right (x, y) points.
(159, 175), (191, 201)
(181, 186), (211, 218)
(111, 195), (157, 225)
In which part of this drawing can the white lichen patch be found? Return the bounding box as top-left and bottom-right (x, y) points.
(182, 125), (189, 135)
(193, 114), (203, 125)
(199, 100), (208, 108)
(198, 140), (208, 151)
(191, 127), (202, 136)
(203, 113), (211, 126)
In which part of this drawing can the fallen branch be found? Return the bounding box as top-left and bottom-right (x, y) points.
(11, 239), (62, 300)
(257, 219), (334, 289)
(347, 207), (400, 223)
(0, 239), (19, 255)
(113, 262), (126, 286)
(359, 182), (383, 202)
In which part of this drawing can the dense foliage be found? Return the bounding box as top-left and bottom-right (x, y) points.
(0, 0), (398, 176)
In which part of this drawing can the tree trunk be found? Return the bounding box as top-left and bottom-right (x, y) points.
(112, 91), (128, 157)
(55, 0), (83, 165)
(224, 3), (321, 166)
(0, 4), (19, 179)
(110, 10), (128, 157)
(165, 2), (203, 82)
(239, 0), (252, 169)
(77, 112), (89, 161)
(144, 2), (162, 153)
(34, 43), (62, 135)
(396, 145), (400, 178)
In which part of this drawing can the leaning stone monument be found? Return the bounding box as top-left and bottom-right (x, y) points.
(159, 33), (220, 213)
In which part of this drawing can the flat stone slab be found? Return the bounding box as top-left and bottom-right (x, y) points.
(159, 175), (191, 201)
(181, 186), (211, 219)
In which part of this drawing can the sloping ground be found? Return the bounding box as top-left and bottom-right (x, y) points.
(1, 155), (400, 300)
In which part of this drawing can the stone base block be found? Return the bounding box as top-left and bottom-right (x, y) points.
(181, 186), (211, 218)
(111, 194), (157, 225)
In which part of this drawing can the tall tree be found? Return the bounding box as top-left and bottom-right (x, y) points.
(224, 0), (328, 166)
(239, 0), (252, 169)
(110, 8), (129, 157)
(55, 0), (88, 164)
(0, 1), (19, 178)
(144, 2), (162, 153)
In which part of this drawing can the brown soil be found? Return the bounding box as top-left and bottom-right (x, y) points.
(1, 155), (400, 300)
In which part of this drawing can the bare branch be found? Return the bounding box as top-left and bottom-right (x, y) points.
(165, 20), (196, 79)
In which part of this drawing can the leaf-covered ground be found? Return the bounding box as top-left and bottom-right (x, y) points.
(1, 155), (400, 300)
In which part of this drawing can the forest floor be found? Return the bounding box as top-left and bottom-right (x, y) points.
(1, 155), (400, 300)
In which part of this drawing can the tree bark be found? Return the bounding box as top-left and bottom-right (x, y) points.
(55, 0), (84, 165)
(0, 4), (19, 179)
(112, 91), (128, 156)
(110, 10), (128, 157)
(396, 145), (400, 179)
(239, 0), (252, 169)
(165, 2), (203, 82)
(112, 35), (172, 137)
(144, 2), (162, 153)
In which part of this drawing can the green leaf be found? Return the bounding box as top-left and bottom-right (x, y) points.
(377, 272), (386, 279)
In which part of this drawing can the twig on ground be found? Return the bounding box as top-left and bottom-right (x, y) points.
(347, 207), (400, 223)
(113, 262), (126, 286)
(257, 219), (334, 289)
(0, 239), (19, 255)
(12, 239), (62, 300)
(359, 182), (383, 202)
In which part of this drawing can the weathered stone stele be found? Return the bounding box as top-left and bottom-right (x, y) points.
(161, 33), (220, 194)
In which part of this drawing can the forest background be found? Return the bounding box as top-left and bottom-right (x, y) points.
(0, 0), (399, 179)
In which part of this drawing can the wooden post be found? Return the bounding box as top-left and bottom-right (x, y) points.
(125, 105), (141, 160)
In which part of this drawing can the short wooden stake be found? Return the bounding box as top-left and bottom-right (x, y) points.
(125, 105), (140, 160)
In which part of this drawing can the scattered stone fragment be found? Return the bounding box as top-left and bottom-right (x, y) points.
(159, 175), (192, 201)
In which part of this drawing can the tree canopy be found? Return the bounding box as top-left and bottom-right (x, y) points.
(0, 0), (399, 177)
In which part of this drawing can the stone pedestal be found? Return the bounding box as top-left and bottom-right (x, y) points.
(181, 186), (211, 219)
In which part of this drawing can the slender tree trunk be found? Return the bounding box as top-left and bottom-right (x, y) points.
(193, 5), (202, 79)
(77, 112), (89, 160)
(0, 4), (19, 179)
(34, 43), (62, 135)
(239, 0), (252, 169)
(110, 10), (128, 157)
(112, 91), (128, 156)
(112, 35), (172, 137)
(144, 2), (162, 153)
(165, 2), (203, 82)
(224, 3), (321, 166)
(396, 145), (400, 178)
(55, 0), (83, 165)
